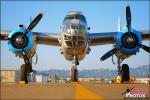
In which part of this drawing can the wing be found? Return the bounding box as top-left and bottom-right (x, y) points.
(89, 30), (150, 46)
(89, 32), (117, 46)
(32, 32), (61, 46)
(0, 30), (61, 46)
(0, 30), (10, 40)
(139, 30), (150, 41)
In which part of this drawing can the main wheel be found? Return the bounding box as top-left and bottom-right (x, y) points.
(71, 66), (78, 82)
(121, 64), (130, 83)
(20, 64), (28, 84)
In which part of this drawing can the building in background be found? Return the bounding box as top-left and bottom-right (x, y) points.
(135, 78), (150, 84)
(48, 74), (59, 83)
(0, 70), (20, 83)
(28, 70), (37, 82)
(35, 73), (48, 83)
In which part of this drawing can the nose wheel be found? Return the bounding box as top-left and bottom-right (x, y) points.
(70, 66), (78, 82)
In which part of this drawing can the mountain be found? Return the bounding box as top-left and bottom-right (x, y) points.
(130, 65), (150, 78)
(38, 65), (149, 78)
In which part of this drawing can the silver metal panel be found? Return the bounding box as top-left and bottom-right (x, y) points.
(33, 32), (61, 46)
(89, 32), (117, 46)
(139, 30), (150, 40)
(0, 30), (10, 40)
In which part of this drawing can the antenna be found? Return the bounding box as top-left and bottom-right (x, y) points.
(118, 16), (121, 32)
(30, 16), (32, 24)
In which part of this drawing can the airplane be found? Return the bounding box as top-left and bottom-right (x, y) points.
(1, 5), (150, 84)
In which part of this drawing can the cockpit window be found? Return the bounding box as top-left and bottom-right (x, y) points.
(64, 14), (86, 22)
(71, 25), (79, 29)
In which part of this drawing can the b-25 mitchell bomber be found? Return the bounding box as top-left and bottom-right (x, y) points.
(1, 5), (150, 84)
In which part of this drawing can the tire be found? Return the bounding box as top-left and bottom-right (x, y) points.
(20, 64), (28, 84)
(121, 64), (130, 83)
(71, 67), (78, 82)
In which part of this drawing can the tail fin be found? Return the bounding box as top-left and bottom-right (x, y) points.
(118, 16), (121, 32)
(30, 16), (32, 24)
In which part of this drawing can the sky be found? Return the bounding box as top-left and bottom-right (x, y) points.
(1, 1), (150, 70)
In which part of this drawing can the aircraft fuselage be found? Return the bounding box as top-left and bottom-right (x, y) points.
(61, 11), (89, 61)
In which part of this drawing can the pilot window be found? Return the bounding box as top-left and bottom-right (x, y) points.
(71, 25), (79, 29)
(64, 15), (86, 22)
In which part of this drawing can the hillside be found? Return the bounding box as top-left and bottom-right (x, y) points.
(39, 65), (150, 78)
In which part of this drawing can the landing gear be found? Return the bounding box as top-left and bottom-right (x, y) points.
(116, 57), (130, 83)
(19, 51), (33, 84)
(19, 64), (28, 84)
(75, 60), (79, 65)
(73, 56), (79, 65)
(121, 64), (130, 83)
(117, 57), (121, 75)
(70, 66), (78, 82)
(70, 56), (79, 82)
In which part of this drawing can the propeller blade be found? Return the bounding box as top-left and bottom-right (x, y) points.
(22, 13), (43, 37)
(100, 47), (119, 61)
(126, 5), (131, 29)
(139, 44), (150, 53)
(22, 49), (33, 74)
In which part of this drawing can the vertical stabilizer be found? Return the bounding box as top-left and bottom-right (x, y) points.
(30, 16), (32, 24)
(118, 16), (121, 32)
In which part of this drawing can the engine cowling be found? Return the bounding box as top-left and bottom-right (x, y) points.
(115, 28), (142, 59)
(8, 29), (36, 57)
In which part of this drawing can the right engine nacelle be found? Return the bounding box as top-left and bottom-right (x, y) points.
(115, 28), (142, 59)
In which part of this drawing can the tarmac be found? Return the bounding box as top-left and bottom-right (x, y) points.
(0, 83), (149, 100)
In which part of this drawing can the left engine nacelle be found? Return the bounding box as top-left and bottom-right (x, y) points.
(115, 28), (142, 59)
(8, 29), (36, 57)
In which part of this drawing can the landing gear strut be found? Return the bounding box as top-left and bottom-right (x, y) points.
(73, 56), (79, 65)
(70, 56), (79, 82)
(19, 53), (33, 84)
(117, 57), (121, 75)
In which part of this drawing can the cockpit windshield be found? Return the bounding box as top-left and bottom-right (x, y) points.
(64, 14), (86, 23)
(71, 25), (79, 29)
(63, 24), (86, 34)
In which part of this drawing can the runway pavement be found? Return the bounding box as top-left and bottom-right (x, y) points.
(0, 83), (149, 100)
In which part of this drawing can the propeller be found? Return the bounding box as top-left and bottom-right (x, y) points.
(100, 5), (150, 61)
(138, 44), (150, 53)
(22, 13), (43, 38)
(126, 5), (150, 53)
(100, 47), (119, 61)
(21, 13), (43, 74)
(126, 5), (131, 31)
(2, 13), (43, 74)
